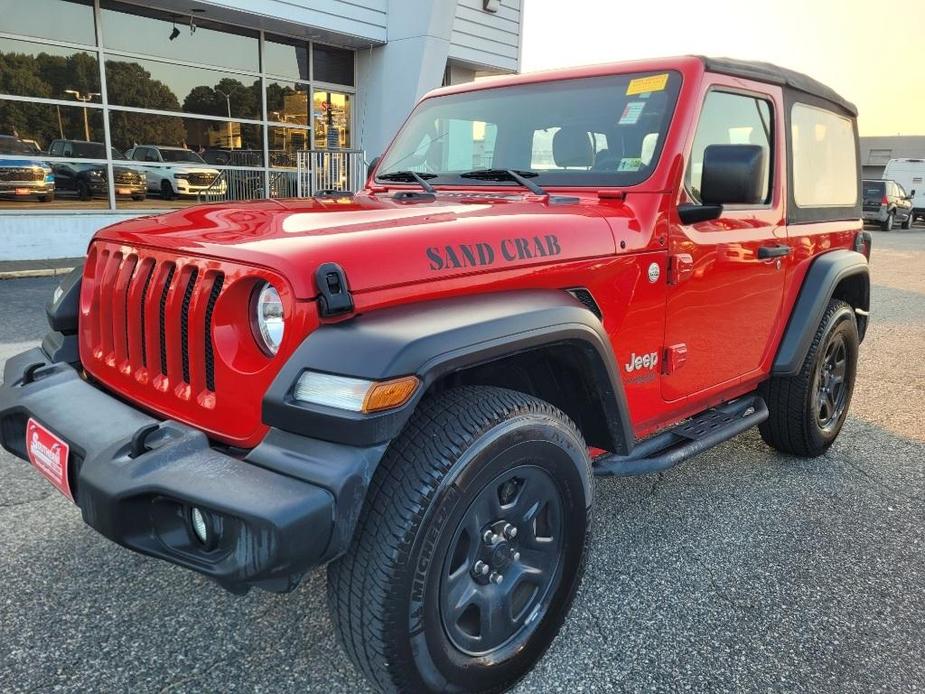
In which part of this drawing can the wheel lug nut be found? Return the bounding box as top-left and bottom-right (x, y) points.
(503, 523), (517, 539)
(512, 551), (521, 562)
(489, 572), (503, 584)
(482, 530), (496, 544)
(473, 560), (489, 576)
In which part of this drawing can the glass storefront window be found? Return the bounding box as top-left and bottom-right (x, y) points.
(0, 37), (100, 101)
(266, 80), (310, 126)
(313, 44), (354, 86)
(108, 111), (263, 166)
(313, 91), (351, 149)
(0, 2), (356, 211)
(100, 2), (258, 73)
(106, 56), (261, 119)
(0, 100), (104, 151)
(0, 0), (96, 46)
(269, 126), (311, 168)
(263, 35), (310, 81)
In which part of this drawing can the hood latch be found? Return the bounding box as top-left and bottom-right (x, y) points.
(315, 262), (354, 317)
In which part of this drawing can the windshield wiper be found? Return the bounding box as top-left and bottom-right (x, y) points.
(459, 169), (546, 196)
(377, 170), (437, 193)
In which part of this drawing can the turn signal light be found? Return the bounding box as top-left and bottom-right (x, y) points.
(363, 376), (420, 413)
(293, 371), (420, 413)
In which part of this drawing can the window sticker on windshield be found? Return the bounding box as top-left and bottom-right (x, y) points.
(619, 101), (645, 125)
(626, 73), (669, 96)
(618, 157), (643, 172)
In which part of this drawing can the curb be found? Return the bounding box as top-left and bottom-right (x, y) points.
(0, 267), (75, 280)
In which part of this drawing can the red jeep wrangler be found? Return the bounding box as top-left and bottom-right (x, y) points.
(1, 56), (870, 693)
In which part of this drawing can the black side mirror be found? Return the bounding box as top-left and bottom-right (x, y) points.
(367, 155), (381, 179)
(700, 144), (766, 205)
(910, 189), (916, 197)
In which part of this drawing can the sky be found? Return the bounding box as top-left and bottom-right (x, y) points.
(520, 0), (925, 136)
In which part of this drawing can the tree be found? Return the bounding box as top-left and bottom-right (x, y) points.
(104, 60), (184, 150)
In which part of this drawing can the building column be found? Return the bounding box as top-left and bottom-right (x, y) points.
(356, 0), (457, 159)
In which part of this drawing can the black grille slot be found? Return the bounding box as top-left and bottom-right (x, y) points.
(122, 256), (137, 363)
(138, 260), (156, 368)
(204, 273), (224, 392)
(568, 288), (602, 319)
(158, 264), (176, 376)
(179, 268), (199, 384)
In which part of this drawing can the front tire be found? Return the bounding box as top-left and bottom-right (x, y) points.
(160, 180), (175, 200)
(901, 208), (914, 229)
(328, 386), (591, 693)
(760, 299), (858, 457)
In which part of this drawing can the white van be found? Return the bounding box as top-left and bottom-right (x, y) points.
(883, 158), (925, 222)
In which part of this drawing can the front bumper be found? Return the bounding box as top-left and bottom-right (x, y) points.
(175, 179), (226, 196)
(0, 181), (53, 199)
(0, 346), (380, 593)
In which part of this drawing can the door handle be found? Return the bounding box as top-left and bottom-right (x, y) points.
(757, 244), (791, 259)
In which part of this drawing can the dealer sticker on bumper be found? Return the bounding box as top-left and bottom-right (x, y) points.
(26, 418), (73, 501)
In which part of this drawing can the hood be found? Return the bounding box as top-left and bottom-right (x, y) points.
(93, 194), (619, 298)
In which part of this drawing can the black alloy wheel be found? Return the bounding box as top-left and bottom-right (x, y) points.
(814, 332), (849, 433)
(440, 465), (564, 657)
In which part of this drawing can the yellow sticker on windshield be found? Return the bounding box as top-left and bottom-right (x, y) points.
(626, 73), (669, 95)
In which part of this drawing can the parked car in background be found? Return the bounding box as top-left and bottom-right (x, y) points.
(47, 140), (146, 201)
(882, 158), (925, 223)
(0, 135), (54, 202)
(862, 179), (914, 230)
(124, 145), (226, 200)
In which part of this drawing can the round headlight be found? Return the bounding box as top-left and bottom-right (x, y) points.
(252, 282), (284, 355)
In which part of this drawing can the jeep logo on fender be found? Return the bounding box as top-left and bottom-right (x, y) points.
(426, 235), (561, 271)
(625, 351), (659, 373)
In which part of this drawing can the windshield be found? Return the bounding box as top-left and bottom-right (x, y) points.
(160, 149), (206, 164)
(377, 71), (682, 188)
(68, 141), (124, 159)
(0, 137), (34, 155)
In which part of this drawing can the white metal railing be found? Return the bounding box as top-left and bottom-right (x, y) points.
(296, 149), (367, 197)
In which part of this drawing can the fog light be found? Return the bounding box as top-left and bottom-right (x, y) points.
(190, 507), (211, 545)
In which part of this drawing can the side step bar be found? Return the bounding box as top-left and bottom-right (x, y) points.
(593, 394), (768, 477)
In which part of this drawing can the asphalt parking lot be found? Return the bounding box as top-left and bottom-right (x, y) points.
(1, 228), (923, 693)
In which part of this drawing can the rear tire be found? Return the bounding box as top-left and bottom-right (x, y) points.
(759, 299), (858, 457)
(327, 386), (591, 693)
(881, 211), (894, 231)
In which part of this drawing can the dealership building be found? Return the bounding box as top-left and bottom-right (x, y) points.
(0, 0), (523, 261)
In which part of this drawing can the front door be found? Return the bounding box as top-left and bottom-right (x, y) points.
(662, 86), (787, 402)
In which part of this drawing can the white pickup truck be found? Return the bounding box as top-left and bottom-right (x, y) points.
(125, 145), (226, 200)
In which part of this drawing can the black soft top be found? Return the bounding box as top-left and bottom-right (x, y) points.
(697, 56), (857, 117)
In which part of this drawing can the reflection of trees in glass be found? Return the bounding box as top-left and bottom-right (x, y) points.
(0, 49), (100, 147)
(0, 49), (99, 99)
(182, 78), (260, 120)
(104, 61), (185, 149)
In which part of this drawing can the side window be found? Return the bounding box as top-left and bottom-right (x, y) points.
(131, 148), (145, 162)
(48, 141), (62, 156)
(686, 90), (773, 204)
(790, 103), (857, 207)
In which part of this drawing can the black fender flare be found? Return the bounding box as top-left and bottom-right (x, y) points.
(772, 249), (869, 377)
(263, 289), (633, 454)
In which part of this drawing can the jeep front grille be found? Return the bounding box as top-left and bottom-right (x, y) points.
(79, 240), (315, 448)
(82, 244), (226, 398)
